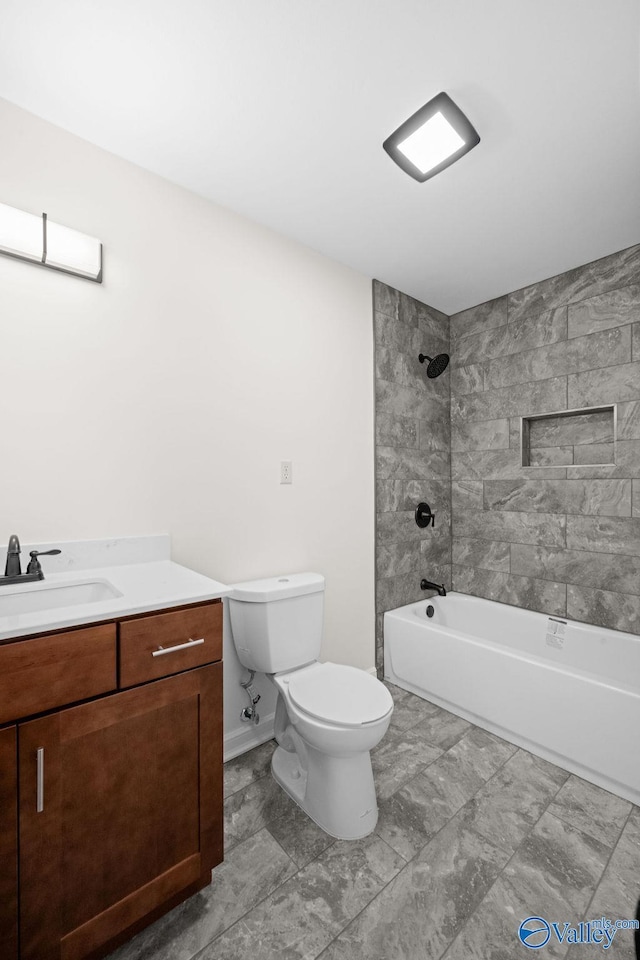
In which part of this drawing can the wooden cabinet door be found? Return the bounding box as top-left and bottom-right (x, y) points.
(0, 725), (18, 960)
(19, 663), (222, 960)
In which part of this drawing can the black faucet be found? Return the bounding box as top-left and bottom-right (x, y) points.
(1, 534), (61, 586)
(420, 578), (447, 597)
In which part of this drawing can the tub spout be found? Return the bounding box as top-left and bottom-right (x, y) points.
(420, 578), (447, 596)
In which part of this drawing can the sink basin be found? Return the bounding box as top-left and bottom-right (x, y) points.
(0, 579), (122, 617)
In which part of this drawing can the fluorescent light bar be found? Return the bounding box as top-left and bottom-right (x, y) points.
(383, 92), (480, 182)
(0, 202), (102, 282)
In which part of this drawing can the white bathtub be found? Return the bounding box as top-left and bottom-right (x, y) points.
(384, 592), (640, 805)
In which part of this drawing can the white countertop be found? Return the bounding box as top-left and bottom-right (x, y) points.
(0, 535), (229, 642)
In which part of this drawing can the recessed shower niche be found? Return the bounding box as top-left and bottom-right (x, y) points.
(521, 405), (616, 467)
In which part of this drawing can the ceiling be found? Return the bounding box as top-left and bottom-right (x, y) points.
(1, 0), (639, 314)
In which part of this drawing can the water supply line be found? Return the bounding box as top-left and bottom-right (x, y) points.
(240, 669), (261, 724)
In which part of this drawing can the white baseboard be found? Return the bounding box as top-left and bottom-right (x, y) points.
(224, 711), (276, 762)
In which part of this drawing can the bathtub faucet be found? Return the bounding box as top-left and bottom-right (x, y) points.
(420, 578), (447, 597)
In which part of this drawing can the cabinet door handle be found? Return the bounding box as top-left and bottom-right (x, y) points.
(36, 747), (44, 813)
(151, 637), (205, 658)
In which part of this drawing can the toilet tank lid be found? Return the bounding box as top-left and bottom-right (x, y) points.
(229, 572), (325, 602)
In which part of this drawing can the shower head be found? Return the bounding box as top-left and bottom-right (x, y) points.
(418, 352), (449, 379)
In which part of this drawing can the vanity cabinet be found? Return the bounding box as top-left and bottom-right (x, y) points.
(0, 599), (223, 960)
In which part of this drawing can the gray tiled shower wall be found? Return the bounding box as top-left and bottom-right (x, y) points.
(374, 243), (640, 671)
(373, 281), (452, 672)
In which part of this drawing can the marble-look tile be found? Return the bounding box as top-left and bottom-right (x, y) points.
(451, 419), (510, 452)
(376, 444), (449, 481)
(450, 295), (508, 342)
(418, 418), (451, 452)
(548, 776), (632, 848)
(376, 477), (450, 513)
(444, 812), (609, 960)
(106, 828), (296, 960)
(452, 449), (567, 481)
(452, 306), (567, 367)
(511, 544), (640, 597)
(224, 772), (297, 845)
(457, 750), (568, 855)
(450, 362), (485, 396)
(452, 537), (511, 572)
(529, 410), (613, 447)
(376, 538), (421, 578)
(634, 480), (640, 517)
(586, 808), (640, 946)
(452, 565), (567, 617)
(483, 479), (631, 517)
(377, 728), (516, 861)
(453, 508), (566, 546)
(416, 303), (449, 341)
(318, 819), (510, 960)
(375, 310), (446, 355)
(384, 690), (443, 736)
(451, 375), (567, 424)
(506, 244), (640, 325)
(377, 568), (452, 614)
(375, 412), (419, 448)
(567, 584), (640, 635)
(529, 446), (573, 466)
(633, 321), (640, 360)
(451, 480), (484, 511)
(224, 740), (276, 799)
(573, 442), (614, 464)
(199, 834), (404, 960)
(372, 725), (443, 799)
(376, 378), (447, 421)
(568, 360), (640, 407)
(408, 705), (471, 750)
(377, 510), (443, 544)
(372, 280), (399, 320)
(382, 680), (413, 703)
(376, 344), (446, 392)
(419, 535), (453, 569)
(567, 284), (640, 339)
(267, 805), (335, 869)
(484, 326), (631, 391)
(566, 515), (640, 556)
(617, 400), (640, 440)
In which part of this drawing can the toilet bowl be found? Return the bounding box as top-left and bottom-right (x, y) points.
(228, 573), (394, 840)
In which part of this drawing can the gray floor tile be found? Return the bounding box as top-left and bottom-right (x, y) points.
(106, 829), (296, 960)
(457, 750), (569, 854)
(584, 806), (640, 928)
(223, 739), (276, 799)
(372, 727), (443, 800)
(318, 819), (510, 960)
(198, 834), (404, 960)
(385, 691), (442, 736)
(267, 804), (336, 868)
(548, 774), (632, 847)
(224, 771), (297, 844)
(408, 705), (472, 749)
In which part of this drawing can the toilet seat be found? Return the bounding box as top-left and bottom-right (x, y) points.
(285, 662), (393, 727)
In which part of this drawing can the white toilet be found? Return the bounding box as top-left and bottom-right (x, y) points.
(228, 572), (393, 840)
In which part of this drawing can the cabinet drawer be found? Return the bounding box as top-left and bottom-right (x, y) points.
(0, 625), (117, 724)
(119, 602), (222, 688)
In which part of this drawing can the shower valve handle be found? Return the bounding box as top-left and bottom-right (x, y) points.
(415, 502), (435, 528)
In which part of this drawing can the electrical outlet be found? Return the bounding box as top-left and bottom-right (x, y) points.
(280, 460), (292, 484)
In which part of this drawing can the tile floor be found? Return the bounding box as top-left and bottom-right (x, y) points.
(110, 682), (640, 960)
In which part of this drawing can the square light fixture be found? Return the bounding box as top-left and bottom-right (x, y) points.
(0, 202), (102, 281)
(383, 92), (480, 182)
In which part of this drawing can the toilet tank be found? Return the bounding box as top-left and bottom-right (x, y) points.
(228, 573), (324, 673)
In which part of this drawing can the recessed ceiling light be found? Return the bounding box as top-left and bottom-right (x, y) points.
(383, 92), (480, 182)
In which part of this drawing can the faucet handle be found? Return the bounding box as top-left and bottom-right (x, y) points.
(26, 549), (62, 576)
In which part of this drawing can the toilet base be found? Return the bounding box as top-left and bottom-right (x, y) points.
(271, 743), (379, 840)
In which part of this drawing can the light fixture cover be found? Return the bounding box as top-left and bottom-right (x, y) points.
(0, 202), (102, 281)
(383, 92), (480, 182)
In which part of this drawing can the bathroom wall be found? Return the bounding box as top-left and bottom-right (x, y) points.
(373, 281), (451, 672)
(0, 98), (376, 755)
(449, 243), (640, 634)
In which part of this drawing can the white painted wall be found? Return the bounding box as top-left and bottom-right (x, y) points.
(0, 98), (376, 753)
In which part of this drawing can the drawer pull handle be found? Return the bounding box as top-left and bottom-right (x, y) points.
(152, 637), (205, 658)
(36, 747), (44, 813)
